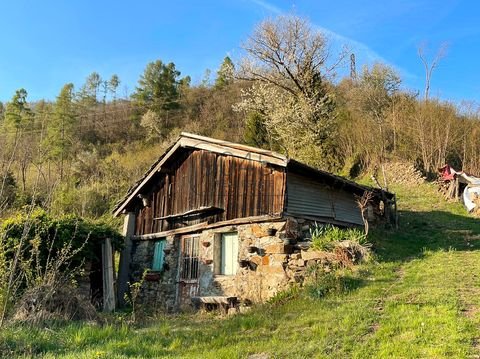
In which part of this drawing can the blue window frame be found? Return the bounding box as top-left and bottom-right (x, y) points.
(152, 239), (166, 271)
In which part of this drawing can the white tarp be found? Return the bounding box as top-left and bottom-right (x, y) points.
(459, 173), (480, 212)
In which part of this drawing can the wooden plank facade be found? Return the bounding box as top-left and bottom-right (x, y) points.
(114, 133), (395, 236)
(133, 149), (286, 236)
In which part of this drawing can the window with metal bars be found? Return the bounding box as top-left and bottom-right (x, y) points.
(180, 236), (200, 280)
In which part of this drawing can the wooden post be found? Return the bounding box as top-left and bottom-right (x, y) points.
(455, 176), (460, 201)
(117, 212), (135, 307)
(102, 238), (115, 312)
(394, 193), (398, 230)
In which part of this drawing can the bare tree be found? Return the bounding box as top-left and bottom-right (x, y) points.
(418, 42), (448, 101)
(236, 15), (347, 169)
(356, 191), (374, 236)
(240, 15), (347, 97)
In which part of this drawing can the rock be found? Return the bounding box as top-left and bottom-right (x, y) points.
(250, 255), (262, 265)
(295, 242), (311, 251)
(259, 264), (285, 274)
(251, 224), (269, 238)
(239, 306), (251, 314)
(301, 250), (329, 261)
(248, 353), (270, 359)
(272, 254), (288, 263)
(261, 256), (270, 266)
(227, 307), (238, 316)
(265, 244), (293, 254)
(290, 253), (301, 260)
(295, 259), (305, 267)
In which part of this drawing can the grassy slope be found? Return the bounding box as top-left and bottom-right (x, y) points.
(2, 182), (480, 358)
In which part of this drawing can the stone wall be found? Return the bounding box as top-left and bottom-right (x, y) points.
(129, 217), (339, 311)
(197, 220), (289, 303)
(130, 235), (178, 312)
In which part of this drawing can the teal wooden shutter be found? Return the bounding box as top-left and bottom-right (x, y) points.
(152, 240), (166, 271)
(221, 233), (238, 275)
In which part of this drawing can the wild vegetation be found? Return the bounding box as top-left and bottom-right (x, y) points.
(1, 181), (479, 358)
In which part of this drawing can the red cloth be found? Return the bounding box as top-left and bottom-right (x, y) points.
(439, 165), (455, 181)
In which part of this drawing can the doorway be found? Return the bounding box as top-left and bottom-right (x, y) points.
(178, 234), (200, 307)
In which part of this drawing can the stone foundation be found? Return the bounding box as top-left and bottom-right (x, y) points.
(129, 217), (337, 311)
(130, 237), (179, 312)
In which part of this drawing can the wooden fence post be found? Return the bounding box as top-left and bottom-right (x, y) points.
(117, 212), (135, 307)
(102, 237), (115, 312)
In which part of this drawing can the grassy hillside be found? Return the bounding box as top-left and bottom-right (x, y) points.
(1, 181), (480, 358)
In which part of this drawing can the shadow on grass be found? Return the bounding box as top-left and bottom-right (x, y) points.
(372, 210), (480, 263)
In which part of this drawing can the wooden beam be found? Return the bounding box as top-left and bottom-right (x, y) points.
(153, 206), (223, 221)
(283, 212), (361, 228)
(133, 214), (283, 240)
(117, 212), (135, 307)
(181, 132), (287, 162)
(113, 141), (181, 217)
(205, 214), (283, 229)
(180, 137), (286, 167)
(134, 221), (210, 240)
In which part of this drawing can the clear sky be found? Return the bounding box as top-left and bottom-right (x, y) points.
(0, 0), (477, 103)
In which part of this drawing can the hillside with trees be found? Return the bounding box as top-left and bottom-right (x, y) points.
(0, 16), (478, 225)
(1, 15), (480, 222)
(1, 12), (480, 357)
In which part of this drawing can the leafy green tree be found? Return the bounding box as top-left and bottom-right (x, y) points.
(45, 83), (77, 179)
(133, 60), (182, 112)
(4, 89), (33, 131)
(342, 63), (401, 166)
(2, 89), (35, 191)
(80, 72), (102, 104)
(108, 74), (120, 102)
(244, 112), (270, 148)
(215, 56), (235, 89)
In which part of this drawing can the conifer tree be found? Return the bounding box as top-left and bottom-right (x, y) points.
(45, 83), (77, 179)
(215, 56), (235, 89)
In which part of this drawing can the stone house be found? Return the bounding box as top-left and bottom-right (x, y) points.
(113, 133), (395, 311)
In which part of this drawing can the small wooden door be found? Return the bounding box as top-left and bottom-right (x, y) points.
(178, 235), (200, 306)
(221, 232), (238, 275)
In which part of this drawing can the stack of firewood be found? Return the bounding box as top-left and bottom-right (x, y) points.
(383, 162), (427, 186)
(438, 179), (458, 200)
(472, 194), (480, 216)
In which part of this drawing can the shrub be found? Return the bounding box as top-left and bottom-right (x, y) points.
(310, 223), (366, 251)
(309, 223), (371, 267)
(0, 208), (122, 325)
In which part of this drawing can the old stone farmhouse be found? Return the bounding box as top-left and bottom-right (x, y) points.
(113, 133), (394, 311)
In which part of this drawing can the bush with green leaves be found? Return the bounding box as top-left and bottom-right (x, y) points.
(0, 208), (122, 323)
(310, 223), (367, 251)
(1, 208), (122, 267)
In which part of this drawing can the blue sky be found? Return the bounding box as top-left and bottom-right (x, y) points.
(0, 0), (477, 103)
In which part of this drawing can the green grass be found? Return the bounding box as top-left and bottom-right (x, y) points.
(2, 181), (480, 358)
